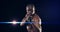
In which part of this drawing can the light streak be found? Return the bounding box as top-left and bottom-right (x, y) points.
(0, 22), (36, 24)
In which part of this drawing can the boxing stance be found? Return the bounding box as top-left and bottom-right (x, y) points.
(20, 4), (42, 32)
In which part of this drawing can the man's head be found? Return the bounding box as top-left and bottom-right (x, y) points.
(26, 4), (35, 14)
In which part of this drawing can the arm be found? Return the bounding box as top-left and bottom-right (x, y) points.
(36, 15), (42, 32)
(20, 13), (31, 26)
(39, 18), (42, 32)
(32, 14), (42, 32)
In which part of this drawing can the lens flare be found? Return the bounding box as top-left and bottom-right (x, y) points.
(0, 21), (40, 24)
(12, 20), (17, 24)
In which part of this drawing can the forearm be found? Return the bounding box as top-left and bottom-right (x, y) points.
(20, 14), (30, 26)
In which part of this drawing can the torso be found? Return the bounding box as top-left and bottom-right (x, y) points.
(26, 14), (40, 32)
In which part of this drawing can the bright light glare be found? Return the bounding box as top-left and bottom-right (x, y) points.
(12, 20), (17, 24)
(8, 20), (18, 24)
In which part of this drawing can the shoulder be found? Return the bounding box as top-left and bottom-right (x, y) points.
(33, 14), (41, 22)
(32, 14), (41, 21)
(33, 14), (40, 19)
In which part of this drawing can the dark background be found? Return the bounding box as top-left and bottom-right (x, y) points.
(0, 0), (60, 32)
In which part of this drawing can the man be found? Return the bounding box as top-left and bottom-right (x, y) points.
(20, 4), (42, 32)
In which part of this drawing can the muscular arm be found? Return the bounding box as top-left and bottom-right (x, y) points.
(36, 15), (42, 32)
(37, 15), (42, 32)
(32, 14), (42, 32)
(20, 13), (31, 26)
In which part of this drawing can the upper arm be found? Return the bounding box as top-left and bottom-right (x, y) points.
(32, 14), (41, 28)
(33, 14), (41, 23)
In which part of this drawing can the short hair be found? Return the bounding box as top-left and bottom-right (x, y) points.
(26, 4), (35, 14)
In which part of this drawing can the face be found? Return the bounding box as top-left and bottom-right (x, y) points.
(26, 5), (35, 14)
